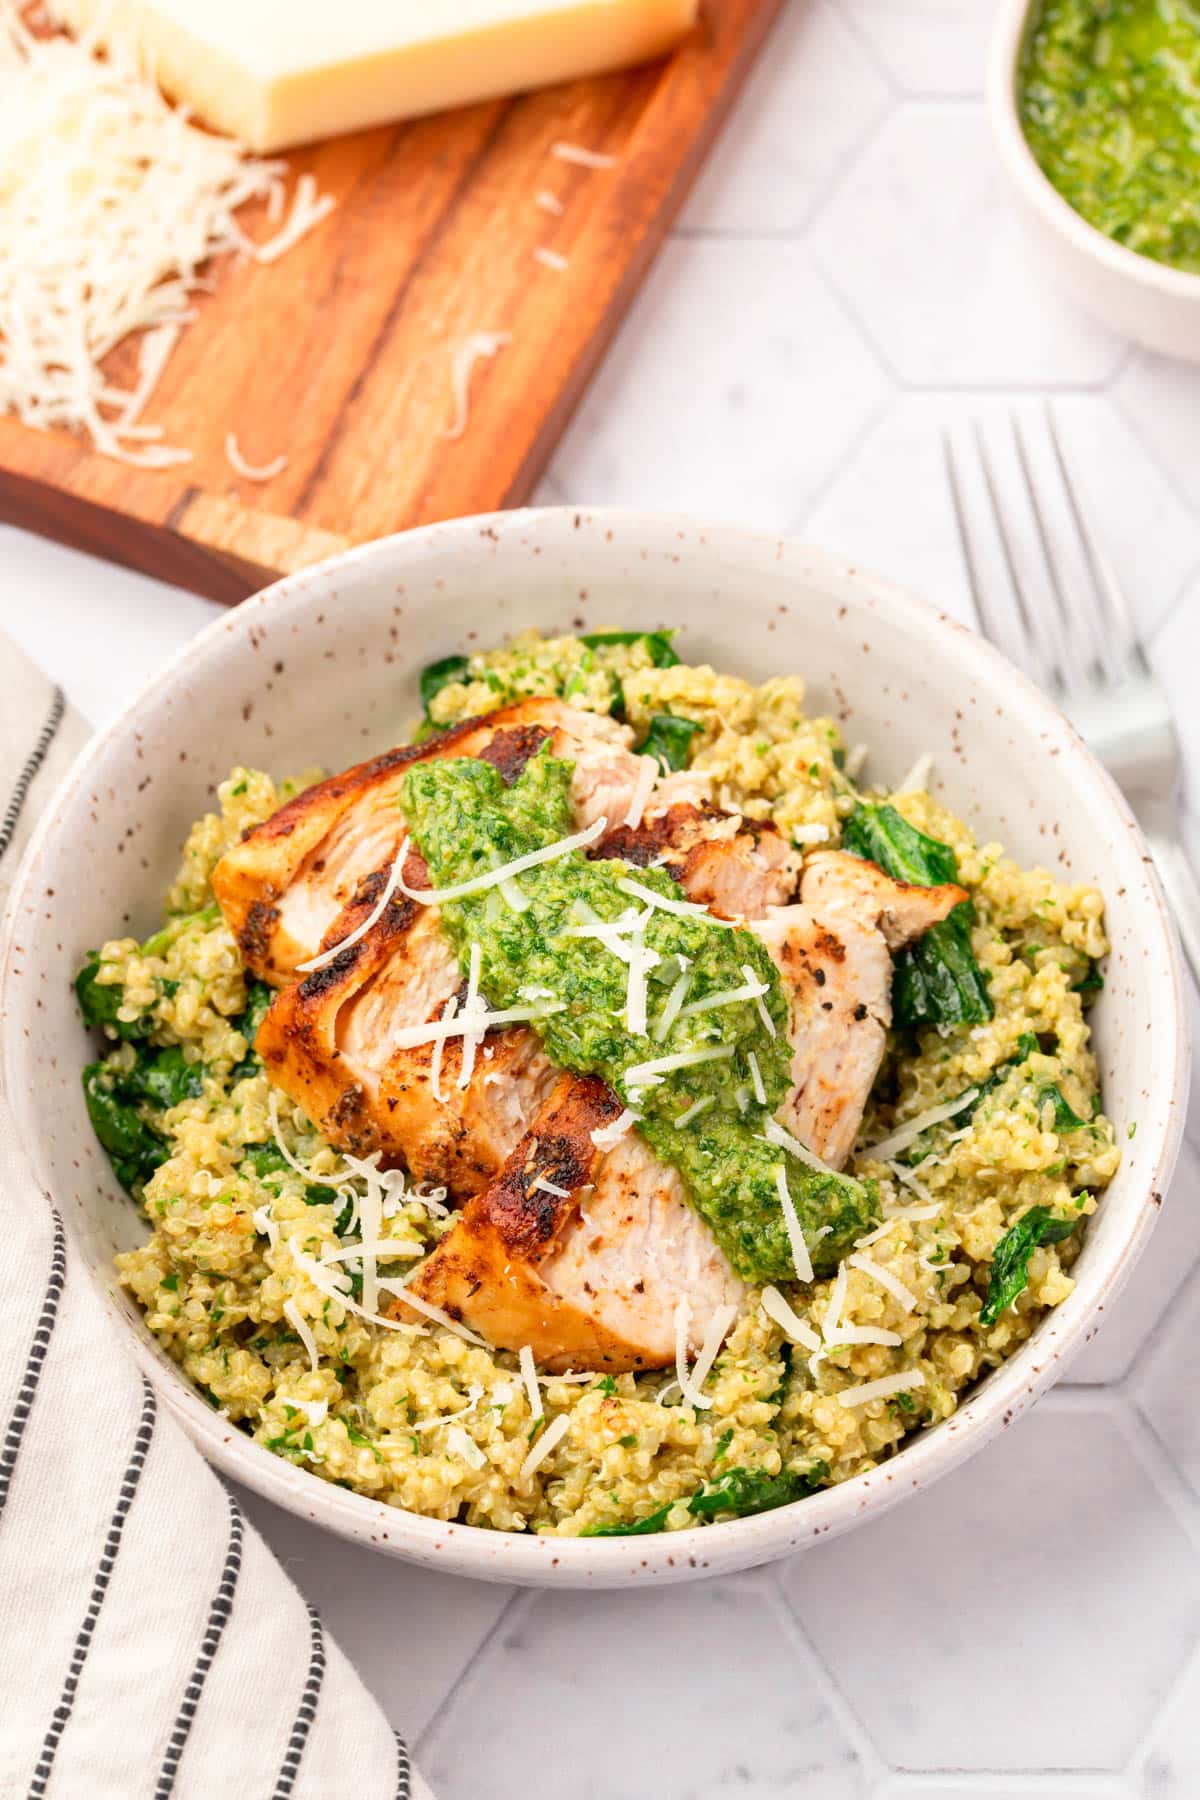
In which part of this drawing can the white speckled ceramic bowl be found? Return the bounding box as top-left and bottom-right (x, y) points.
(0, 511), (1188, 1587)
(989, 0), (1200, 362)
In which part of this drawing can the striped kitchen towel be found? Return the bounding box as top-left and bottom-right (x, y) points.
(0, 635), (428, 1800)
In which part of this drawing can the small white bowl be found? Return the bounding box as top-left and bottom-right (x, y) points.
(0, 510), (1189, 1587)
(989, 0), (1200, 362)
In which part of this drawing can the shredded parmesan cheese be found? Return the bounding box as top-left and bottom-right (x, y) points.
(774, 1166), (814, 1284)
(536, 188), (565, 214)
(439, 330), (511, 441)
(762, 1117), (837, 1176)
(297, 844), (408, 973)
(674, 1094), (716, 1129)
(400, 815), (608, 904)
(551, 141), (617, 167)
(224, 433), (287, 481)
(411, 1386), (484, 1434)
(615, 877), (736, 924)
(376, 1278), (489, 1346)
(822, 1261), (849, 1345)
(673, 1297), (735, 1410)
(563, 902), (648, 963)
(853, 1219), (901, 1250)
(429, 994), (457, 1103)
(589, 1108), (640, 1151)
(623, 755), (659, 829)
(848, 1252), (918, 1313)
(389, 999), (563, 1050)
(862, 1090), (980, 1163)
(622, 929), (660, 1037)
(253, 171), (335, 264)
(760, 1284), (821, 1352)
(457, 941), (486, 1090)
(533, 245), (569, 271)
(529, 1174), (572, 1199)
(518, 1345), (543, 1420)
(283, 1298), (319, 1373)
(498, 874), (530, 913)
(791, 823), (831, 846)
(837, 1370), (926, 1410)
(844, 743), (869, 780)
(743, 964), (777, 1038)
(678, 972), (770, 1020)
(520, 1413), (570, 1480)
(446, 1424), (487, 1470)
(747, 1051), (767, 1107)
(320, 1238), (423, 1265)
(652, 965), (693, 1042)
(896, 752), (935, 794)
(889, 1164), (937, 1206)
(624, 1043), (735, 1092)
(0, 15), (332, 464)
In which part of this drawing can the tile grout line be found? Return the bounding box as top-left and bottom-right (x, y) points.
(1144, 556), (1200, 643)
(1111, 1401), (1200, 1557)
(795, 381), (896, 533)
(1107, 1249), (1200, 1402)
(1117, 1597), (1200, 1788)
(780, 81), (898, 243)
(763, 1562), (889, 1783)
(411, 1586), (530, 1759)
(823, 0), (904, 100)
(1111, 375), (1200, 525)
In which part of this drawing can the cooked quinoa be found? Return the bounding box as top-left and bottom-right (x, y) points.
(81, 632), (1120, 1536)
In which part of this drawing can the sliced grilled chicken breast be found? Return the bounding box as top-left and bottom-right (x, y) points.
(251, 795), (796, 1191)
(396, 1074), (744, 1372)
(254, 854), (558, 1194)
(595, 803), (802, 917)
(752, 850), (967, 1168)
(212, 699), (676, 985)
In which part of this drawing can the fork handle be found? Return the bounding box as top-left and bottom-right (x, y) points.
(1146, 830), (1200, 993)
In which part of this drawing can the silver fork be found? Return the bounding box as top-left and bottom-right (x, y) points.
(944, 405), (1200, 988)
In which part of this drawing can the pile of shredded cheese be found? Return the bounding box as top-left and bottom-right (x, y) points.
(0, 4), (332, 465)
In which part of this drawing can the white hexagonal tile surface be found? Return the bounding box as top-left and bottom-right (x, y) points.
(234, 1487), (516, 1741)
(548, 237), (889, 528)
(418, 1575), (868, 1799)
(835, 0), (1001, 96)
(782, 1404), (1200, 1772)
(1135, 1247), (1200, 1502)
(811, 106), (1126, 386)
(680, 0), (890, 235)
(1115, 352), (1200, 515)
(1069, 1138), (1200, 1385)
(1140, 1642), (1200, 1796)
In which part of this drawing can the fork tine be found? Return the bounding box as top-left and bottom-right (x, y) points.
(1009, 414), (1074, 685)
(968, 420), (1059, 691)
(1043, 403), (1143, 685)
(942, 430), (1011, 650)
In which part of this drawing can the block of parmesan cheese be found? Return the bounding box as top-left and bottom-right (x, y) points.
(50, 0), (699, 152)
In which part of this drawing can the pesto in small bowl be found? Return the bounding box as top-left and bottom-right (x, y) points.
(1019, 0), (1200, 274)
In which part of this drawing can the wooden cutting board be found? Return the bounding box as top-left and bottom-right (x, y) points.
(0, 1), (783, 604)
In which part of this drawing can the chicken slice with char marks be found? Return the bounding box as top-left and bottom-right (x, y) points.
(751, 850), (967, 1168)
(213, 698), (688, 986)
(595, 802), (802, 918)
(254, 852), (558, 1194)
(394, 1074), (744, 1372)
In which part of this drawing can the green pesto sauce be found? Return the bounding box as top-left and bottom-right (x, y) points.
(400, 750), (876, 1284)
(1020, 0), (1200, 273)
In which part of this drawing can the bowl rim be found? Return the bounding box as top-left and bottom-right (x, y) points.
(1, 506), (1189, 1584)
(987, 0), (1200, 301)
